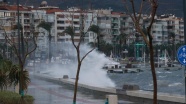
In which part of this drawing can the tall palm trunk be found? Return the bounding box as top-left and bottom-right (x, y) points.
(97, 35), (100, 51)
(49, 30), (52, 63)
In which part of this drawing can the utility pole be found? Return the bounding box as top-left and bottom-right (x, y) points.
(17, 0), (24, 96)
(17, 0), (20, 59)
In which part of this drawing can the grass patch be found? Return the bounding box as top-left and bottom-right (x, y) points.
(0, 91), (34, 104)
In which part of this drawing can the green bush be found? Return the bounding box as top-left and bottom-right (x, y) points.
(0, 91), (34, 104)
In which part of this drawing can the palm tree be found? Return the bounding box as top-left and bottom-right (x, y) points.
(168, 32), (175, 61)
(37, 21), (52, 62)
(0, 59), (9, 90)
(115, 33), (128, 58)
(9, 64), (30, 91)
(0, 43), (6, 59)
(0, 59), (30, 92)
(89, 25), (101, 51)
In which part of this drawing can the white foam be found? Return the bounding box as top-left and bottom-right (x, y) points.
(42, 43), (116, 88)
(168, 83), (182, 87)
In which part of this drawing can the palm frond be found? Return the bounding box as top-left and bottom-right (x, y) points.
(64, 26), (75, 37)
(21, 70), (30, 90)
(89, 25), (100, 34)
(37, 21), (52, 32)
(8, 65), (20, 86)
(0, 71), (8, 90)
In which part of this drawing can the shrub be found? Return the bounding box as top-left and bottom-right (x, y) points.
(0, 91), (34, 104)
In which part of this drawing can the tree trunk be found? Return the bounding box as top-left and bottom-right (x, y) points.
(149, 37), (157, 104)
(73, 62), (81, 104)
(97, 35), (100, 51)
(19, 63), (24, 96)
(48, 30), (52, 63)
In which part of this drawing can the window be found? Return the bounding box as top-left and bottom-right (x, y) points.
(74, 15), (79, 19)
(157, 36), (161, 39)
(57, 27), (64, 30)
(57, 21), (64, 24)
(24, 13), (29, 18)
(24, 19), (30, 24)
(0, 12), (4, 17)
(74, 27), (79, 31)
(5, 12), (10, 17)
(57, 14), (64, 18)
(74, 21), (79, 25)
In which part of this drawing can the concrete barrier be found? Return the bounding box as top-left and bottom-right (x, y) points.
(122, 84), (139, 90)
(33, 73), (185, 104)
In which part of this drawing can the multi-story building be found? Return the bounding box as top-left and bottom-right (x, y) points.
(52, 7), (97, 43)
(95, 9), (143, 45)
(95, 9), (112, 43)
(144, 14), (184, 45)
(0, 1), (185, 59)
(0, 3), (33, 40)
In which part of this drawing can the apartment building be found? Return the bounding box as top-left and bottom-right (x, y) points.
(53, 7), (97, 43)
(0, 3), (33, 43)
(0, 2), (51, 59)
(95, 9), (145, 45)
(0, 1), (184, 51)
(144, 14), (184, 45)
(95, 9), (112, 43)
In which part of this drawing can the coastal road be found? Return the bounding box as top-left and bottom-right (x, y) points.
(27, 74), (105, 104)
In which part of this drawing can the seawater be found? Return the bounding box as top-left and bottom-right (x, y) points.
(108, 68), (185, 95)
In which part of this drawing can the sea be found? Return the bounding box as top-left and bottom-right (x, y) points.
(108, 68), (186, 95)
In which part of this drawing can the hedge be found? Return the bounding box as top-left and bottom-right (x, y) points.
(0, 91), (34, 104)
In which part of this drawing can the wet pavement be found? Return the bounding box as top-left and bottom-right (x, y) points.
(27, 75), (105, 104)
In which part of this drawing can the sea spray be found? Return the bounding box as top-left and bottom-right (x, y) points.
(41, 43), (116, 88)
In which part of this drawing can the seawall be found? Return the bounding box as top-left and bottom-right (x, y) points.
(33, 73), (185, 104)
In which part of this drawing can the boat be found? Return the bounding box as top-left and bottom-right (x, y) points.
(103, 61), (144, 73)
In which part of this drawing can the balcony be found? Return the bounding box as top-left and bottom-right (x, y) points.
(112, 20), (119, 23)
(112, 31), (119, 35)
(112, 26), (119, 29)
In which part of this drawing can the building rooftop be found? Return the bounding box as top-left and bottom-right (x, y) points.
(0, 4), (32, 11)
(46, 8), (63, 14)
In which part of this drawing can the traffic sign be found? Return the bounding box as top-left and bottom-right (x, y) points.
(177, 45), (186, 66)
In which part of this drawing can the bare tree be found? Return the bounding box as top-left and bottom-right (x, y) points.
(0, 19), (38, 97)
(123, 0), (158, 104)
(60, 8), (97, 104)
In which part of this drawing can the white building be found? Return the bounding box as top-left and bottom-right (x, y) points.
(52, 7), (97, 43)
